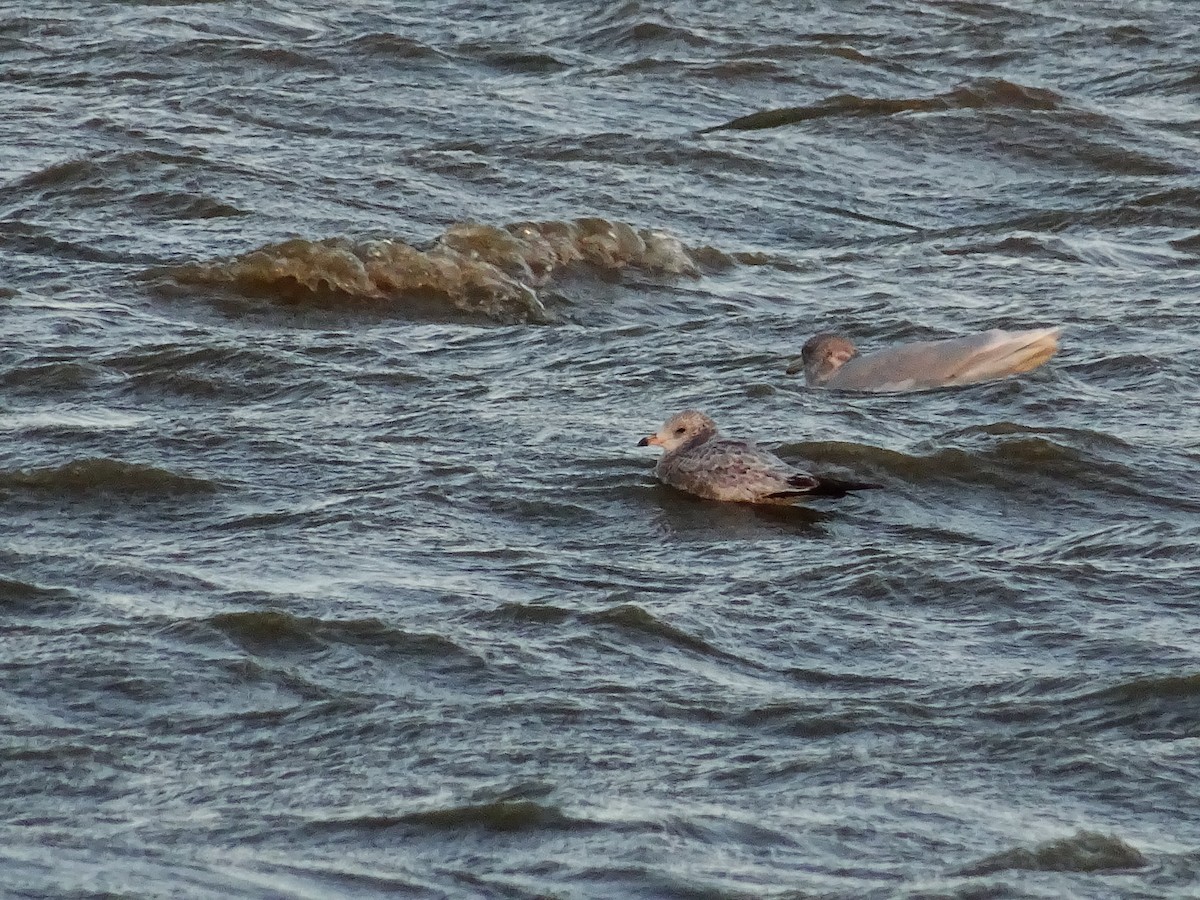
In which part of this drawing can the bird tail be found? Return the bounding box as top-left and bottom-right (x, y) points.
(767, 473), (882, 500)
(806, 475), (883, 498)
(953, 327), (1061, 383)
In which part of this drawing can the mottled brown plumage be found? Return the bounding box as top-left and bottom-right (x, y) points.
(638, 410), (879, 504)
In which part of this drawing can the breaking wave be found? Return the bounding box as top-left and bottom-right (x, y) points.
(168, 217), (703, 324)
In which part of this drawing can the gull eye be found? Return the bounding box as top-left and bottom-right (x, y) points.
(674, 427), (686, 436)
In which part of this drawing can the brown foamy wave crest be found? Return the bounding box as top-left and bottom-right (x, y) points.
(168, 217), (703, 324)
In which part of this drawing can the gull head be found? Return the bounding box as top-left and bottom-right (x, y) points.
(787, 332), (859, 384)
(638, 409), (719, 453)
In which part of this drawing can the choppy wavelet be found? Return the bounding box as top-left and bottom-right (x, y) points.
(168, 217), (703, 324)
(959, 831), (1147, 875)
(308, 799), (593, 835)
(788, 429), (1134, 493)
(701, 78), (1063, 132)
(0, 458), (219, 497)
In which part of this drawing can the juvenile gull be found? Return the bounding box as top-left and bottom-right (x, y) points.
(787, 327), (1062, 392)
(637, 410), (880, 504)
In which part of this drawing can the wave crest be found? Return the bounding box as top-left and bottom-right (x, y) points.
(0, 458), (218, 497)
(310, 799), (592, 834)
(960, 831), (1147, 875)
(702, 78), (1062, 132)
(168, 217), (702, 324)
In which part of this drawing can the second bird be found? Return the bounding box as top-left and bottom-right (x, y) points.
(788, 327), (1062, 392)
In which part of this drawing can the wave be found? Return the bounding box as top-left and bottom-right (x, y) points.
(1171, 232), (1200, 253)
(575, 15), (718, 54)
(166, 217), (703, 324)
(346, 33), (445, 62)
(787, 428), (1135, 494)
(5, 148), (210, 196)
(0, 359), (106, 393)
(913, 184), (1200, 249)
(471, 601), (575, 628)
(131, 190), (246, 221)
(944, 421), (1132, 453)
(944, 669), (1200, 740)
(454, 42), (572, 75)
(959, 831), (1147, 875)
(0, 577), (76, 614)
(0, 220), (146, 264)
(397, 799), (590, 833)
(205, 609), (486, 669)
(309, 799), (594, 834)
(581, 602), (740, 662)
(100, 341), (324, 403)
(1103, 671), (1200, 704)
(2, 150), (248, 248)
(0, 458), (219, 497)
(473, 600), (749, 668)
(701, 78), (1062, 132)
(167, 39), (338, 77)
(732, 701), (864, 739)
(1078, 672), (1200, 737)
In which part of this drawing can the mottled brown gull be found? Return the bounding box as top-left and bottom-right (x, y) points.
(637, 410), (880, 504)
(787, 327), (1062, 392)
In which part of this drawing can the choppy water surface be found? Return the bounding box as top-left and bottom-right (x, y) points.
(3, 2), (1200, 897)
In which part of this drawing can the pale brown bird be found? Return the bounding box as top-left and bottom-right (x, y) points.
(638, 410), (880, 504)
(787, 327), (1062, 392)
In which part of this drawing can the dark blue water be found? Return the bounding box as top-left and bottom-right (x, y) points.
(3, 2), (1200, 897)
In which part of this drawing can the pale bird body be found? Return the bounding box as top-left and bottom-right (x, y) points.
(788, 327), (1062, 392)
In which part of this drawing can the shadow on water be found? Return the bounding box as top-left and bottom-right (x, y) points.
(644, 482), (834, 538)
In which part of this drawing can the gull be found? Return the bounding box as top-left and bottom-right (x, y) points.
(787, 327), (1062, 392)
(637, 410), (880, 504)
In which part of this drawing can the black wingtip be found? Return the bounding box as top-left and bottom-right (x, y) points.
(772, 473), (882, 500)
(806, 476), (884, 498)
